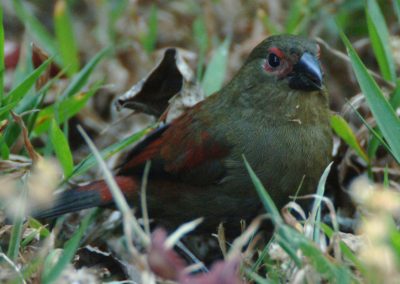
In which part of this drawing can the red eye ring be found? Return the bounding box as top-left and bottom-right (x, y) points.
(264, 47), (285, 72)
(268, 47), (284, 58)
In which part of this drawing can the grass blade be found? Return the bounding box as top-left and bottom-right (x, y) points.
(61, 47), (110, 99)
(7, 189), (28, 261)
(367, 81), (400, 159)
(77, 125), (149, 245)
(7, 216), (24, 261)
(141, 5), (158, 53)
(34, 81), (101, 135)
(310, 162), (333, 242)
(340, 31), (400, 163)
(243, 156), (282, 224)
(259, 9), (280, 34)
(3, 58), (52, 107)
(0, 102), (18, 117)
(54, 0), (80, 76)
(276, 235), (303, 267)
(331, 114), (369, 163)
(366, 0), (396, 82)
(339, 241), (368, 275)
(390, 81), (400, 108)
(12, 0), (57, 55)
(394, 0), (400, 24)
(347, 102), (393, 157)
(0, 5), (4, 104)
(202, 38), (230, 96)
(70, 127), (148, 178)
(0, 133), (10, 159)
(107, 0), (129, 43)
(284, 0), (304, 34)
(298, 239), (352, 282)
(50, 119), (74, 177)
(193, 16), (209, 81)
(41, 209), (97, 283)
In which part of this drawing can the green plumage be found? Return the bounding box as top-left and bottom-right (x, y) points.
(35, 35), (332, 235)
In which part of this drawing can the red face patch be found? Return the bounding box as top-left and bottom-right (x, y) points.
(263, 47), (292, 77)
(269, 47), (284, 58)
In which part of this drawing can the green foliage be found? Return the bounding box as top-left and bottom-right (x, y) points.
(390, 82), (400, 108)
(1, 2), (126, 277)
(0, 58), (52, 151)
(365, 0), (396, 82)
(7, 211), (24, 261)
(202, 38), (230, 96)
(259, 10), (279, 34)
(140, 5), (158, 53)
(0, 101), (18, 117)
(193, 16), (209, 81)
(394, 0), (400, 23)
(285, 0), (304, 34)
(12, 0), (58, 55)
(244, 158), (355, 282)
(22, 218), (50, 247)
(331, 114), (369, 163)
(41, 209), (98, 283)
(54, 0), (80, 76)
(70, 127), (149, 178)
(34, 81), (101, 135)
(7, 188), (28, 262)
(50, 119), (74, 177)
(310, 163), (333, 242)
(60, 47), (110, 100)
(0, 5), (4, 103)
(0, 133), (10, 159)
(340, 31), (400, 163)
(106, 0), (129, 43)
(243, 156), (282, 223)
(346, 103), (391, 155)
(2, 58), (51, 108)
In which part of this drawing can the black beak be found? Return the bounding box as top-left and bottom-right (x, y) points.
(288, 52), (322, 91)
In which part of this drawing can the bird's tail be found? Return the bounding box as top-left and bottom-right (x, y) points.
(32, 176), (138, 219)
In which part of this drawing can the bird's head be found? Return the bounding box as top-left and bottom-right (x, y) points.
(242, 34), (323, 93)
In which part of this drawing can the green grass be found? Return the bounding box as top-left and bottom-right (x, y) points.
(331, 114), (370, 164)
(54, 0), (80, 76)
(50, 119), (74, 177)
(41, 209), (98, 283)
(0, 5), (4, 103)
(140, 4), (158, 54)
(201, 37), (230, 96)
(340, 30), (400, 163)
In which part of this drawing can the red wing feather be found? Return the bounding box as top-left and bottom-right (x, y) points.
(119, 110), (229, 175)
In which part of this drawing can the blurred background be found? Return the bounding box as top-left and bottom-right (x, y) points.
(4, 0), (396, 112)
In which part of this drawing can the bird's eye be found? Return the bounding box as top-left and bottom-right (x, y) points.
(268, 53), (280, 68)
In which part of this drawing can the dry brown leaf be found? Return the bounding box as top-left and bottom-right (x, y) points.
(10, 111), (41, 163)
(116, 48), (203, 121)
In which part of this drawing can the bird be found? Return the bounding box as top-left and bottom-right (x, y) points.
(34, 35), (332, 234)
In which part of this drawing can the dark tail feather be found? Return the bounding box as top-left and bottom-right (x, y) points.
(32, 176), (138, 219)
(32, 188), (106, 219)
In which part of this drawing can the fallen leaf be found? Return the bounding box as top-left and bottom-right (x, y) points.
(116, 48), (203, 121)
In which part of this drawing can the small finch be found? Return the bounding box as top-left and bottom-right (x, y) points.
(35, 35), (332, 233)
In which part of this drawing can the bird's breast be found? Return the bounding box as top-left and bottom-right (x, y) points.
(222, 119), (332, 207)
